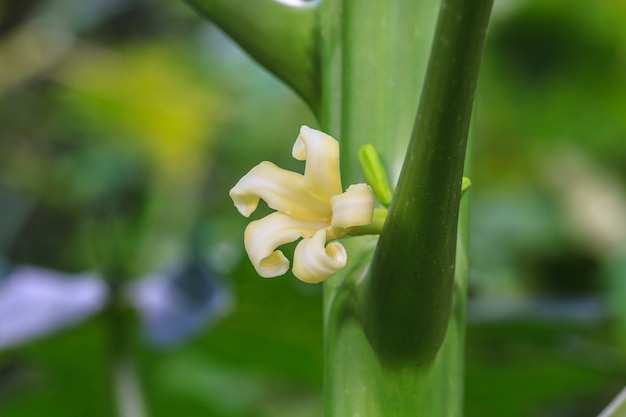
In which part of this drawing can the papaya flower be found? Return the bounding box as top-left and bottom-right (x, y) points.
(229, 126), (375, 283)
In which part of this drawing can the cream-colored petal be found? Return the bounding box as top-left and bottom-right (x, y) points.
(330, 183), (375, 229)
(293, 126), (343, 199)
(230, 161), (331, 220)
(244, 212), (327, 278)
(292, 229), (347, 283)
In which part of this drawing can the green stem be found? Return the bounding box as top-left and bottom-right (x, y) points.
(318, 0), (439, 181)
(363, 0), (493, 366)
(319, 1), (441, 414)
(113, 355), (147, 417)
(183, 0), (320, 112)
(106, 282), (147, 417)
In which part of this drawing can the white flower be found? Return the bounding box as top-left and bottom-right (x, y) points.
(229, 126), (375, 283)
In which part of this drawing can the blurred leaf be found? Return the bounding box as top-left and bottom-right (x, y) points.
(0, 266), (107, 348)
(154, 354), (321, 417)
(0, 318), (114, 417)
(130, 262), (231, 347)
(466, 321), (626, 417)
(0, 0), (42, 36)
(470, 189), (564, 296)
(603, 251), (626, 348)
(54, 44), (221, 184)
(468, 296), (606, 324)
(0, 189), (34, 254)
(479, 0), (626, 160)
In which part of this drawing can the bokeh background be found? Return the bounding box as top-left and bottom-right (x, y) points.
(0, 0), (625, 416)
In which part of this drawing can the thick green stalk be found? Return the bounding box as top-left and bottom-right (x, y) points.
(318, 1), (440, 414)
(363, 0), (493, 366)
(323, 0), (490, 413)
(317, 0), (440, 181)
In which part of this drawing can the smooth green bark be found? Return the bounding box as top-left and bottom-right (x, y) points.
(317, 0), (439, 181)
(364, 0), (493, 366)
(318, 1), (440, 414)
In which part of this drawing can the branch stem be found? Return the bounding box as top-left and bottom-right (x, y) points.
(184, 0), (320, 112)
(363, 0), (493, 366)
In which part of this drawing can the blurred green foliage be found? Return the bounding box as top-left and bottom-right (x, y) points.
(0, 0), (625, 416)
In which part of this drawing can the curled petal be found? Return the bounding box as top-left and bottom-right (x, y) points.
(293, 126), (343, 199)
(230, 161), (330, 220)
(292, 229), (347, 283)
(244, 212), (327, 278)
(330, 183), (375, 229)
